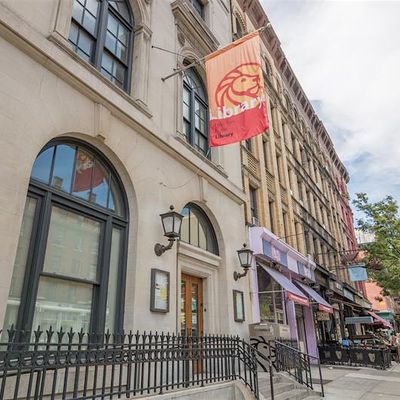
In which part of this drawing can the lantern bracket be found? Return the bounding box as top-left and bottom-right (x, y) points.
(154, 239), (175, 256)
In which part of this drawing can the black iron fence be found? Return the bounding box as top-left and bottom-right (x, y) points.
(0, 327), (259, 400)
(318, 345), (391, 370)
(251, 337), (324, 399)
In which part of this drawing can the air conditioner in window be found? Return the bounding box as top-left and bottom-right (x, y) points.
(251, 216), (260, 226)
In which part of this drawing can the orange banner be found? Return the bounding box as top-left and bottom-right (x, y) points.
(205, 32), (269, 147)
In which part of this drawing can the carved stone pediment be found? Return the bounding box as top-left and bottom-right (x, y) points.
(171, 0), (219, 57)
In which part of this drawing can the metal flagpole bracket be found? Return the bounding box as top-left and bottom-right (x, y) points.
(159, 23), (271, 82)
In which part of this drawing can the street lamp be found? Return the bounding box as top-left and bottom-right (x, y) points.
(154, 205), (184, 256)
(234, 243), (254, 281)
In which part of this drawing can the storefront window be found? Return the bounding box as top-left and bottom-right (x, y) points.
(257, 265), (286, 324)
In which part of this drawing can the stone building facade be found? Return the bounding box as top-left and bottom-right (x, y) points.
(233, 0), (370, 349)
(0, 0), (254, 340)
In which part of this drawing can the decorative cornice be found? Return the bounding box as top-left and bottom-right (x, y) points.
(237, 0), (349, 181)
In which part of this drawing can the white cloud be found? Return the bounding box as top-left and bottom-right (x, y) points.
(261, 0), (400, 204)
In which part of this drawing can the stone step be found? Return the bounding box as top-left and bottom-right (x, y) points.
(259, 381), (295, 397)
(268, 388), (317, 400)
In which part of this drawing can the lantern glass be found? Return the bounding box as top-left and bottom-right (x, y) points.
(160, 207), (183, 239)
(237, 244), (253, 269)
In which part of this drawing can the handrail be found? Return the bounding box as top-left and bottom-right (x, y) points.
(251, 346), (274, 400)
(275, 340), (324, 397)
(251, 337), (324, 398)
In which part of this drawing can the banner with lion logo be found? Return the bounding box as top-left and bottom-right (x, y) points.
(205, 31), (269, 147)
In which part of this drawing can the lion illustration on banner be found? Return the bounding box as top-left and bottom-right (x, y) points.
(215, 62), (262, 109)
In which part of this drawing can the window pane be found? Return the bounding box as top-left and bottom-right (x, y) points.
(180, 207), (189, 242)
(191, 283), (198, 336)
(198, 222), (207, 250)
(32, 276), (92, 332)
(189, 211), (199, 246)
(77, 29), (95, 57)
(108, 177), (124, 216)
(31, 147), (54, 184)
(183, 121), (191, 138)
(3, 197), (37, 329)
(82, 10), (97, 35)
(105, 31), (117, 53)
(109, 0), (132, 24)
(51, 144), (76, 192)
(43, 206), (100, 282)
(90, 161), (109, 208)
(259, 292), (274, 322)
(72, 149), (94, 201)
(72, 0), (84, 23)
(116, 41), (127, 63)
(105, 228), (121, 332)
(180, 279), (186, 335)
(118, 25), (128, 45)
(85, 0), (99, 16)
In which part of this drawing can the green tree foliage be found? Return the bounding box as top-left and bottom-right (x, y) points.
(353, 193), (400, 296)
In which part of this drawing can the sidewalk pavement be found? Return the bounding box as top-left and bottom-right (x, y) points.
(311, 363), (400, 399)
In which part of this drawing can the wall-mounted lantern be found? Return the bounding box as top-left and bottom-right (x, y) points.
(154, 205), (184, 256)
(234, 243), (254, 281)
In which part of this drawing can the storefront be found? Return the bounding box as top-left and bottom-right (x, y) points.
(249, 227), (333, 358)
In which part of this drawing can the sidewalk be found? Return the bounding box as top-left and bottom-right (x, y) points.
(311, 363), (400, 399)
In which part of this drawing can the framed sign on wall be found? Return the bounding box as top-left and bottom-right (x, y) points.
(233, 290), (245, 322)
(150, 269), (170, 313)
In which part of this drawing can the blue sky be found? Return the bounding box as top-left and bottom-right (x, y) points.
(261, 0), (400, 215)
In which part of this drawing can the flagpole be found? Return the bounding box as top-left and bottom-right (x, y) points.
(160, 23), (271, 82)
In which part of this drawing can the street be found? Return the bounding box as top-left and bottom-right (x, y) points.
(312, 364), (400, 399)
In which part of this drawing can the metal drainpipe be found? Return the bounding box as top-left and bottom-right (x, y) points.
(229, 0), (234, 41)
(176, 240), (180, 333)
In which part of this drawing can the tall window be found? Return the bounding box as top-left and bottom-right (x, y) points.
(182, 68), (209, 158)
(180, 203), (219, 255)
(249, 186), (258, 221)
(269, 200), (276, 234)
(191, 0), (205, 18)
(3, 140), (128, 334)
(245, 139), (252, 152)
(263, 139), (269, 170)
(235, 16), (244, 38)
(69, 0), (134, 91)
(257, 265), (285, 324)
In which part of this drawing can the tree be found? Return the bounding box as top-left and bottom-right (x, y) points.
(353, 193), (400, 296)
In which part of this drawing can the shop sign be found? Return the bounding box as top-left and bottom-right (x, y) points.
(316, 311), (331, 321)
(262, 240), (288, 267)
(348, 264), (368, 282)
(343, 288), (354, 301)
(345, 316), (373, 325)
(297, 261), (313, 279)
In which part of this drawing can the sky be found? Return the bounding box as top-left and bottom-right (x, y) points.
(260, 0), (400, 215)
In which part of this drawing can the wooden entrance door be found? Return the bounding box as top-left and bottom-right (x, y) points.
(181, 274), (203, 336)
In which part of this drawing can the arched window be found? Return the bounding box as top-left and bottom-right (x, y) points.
(182, 68), (209, 158)
(69, 0), (134, 91)
(3, 140), (129, 334)
(235, 16), (244, 38)
(191, 0), (205, 18)
(180, 203), (219, 255)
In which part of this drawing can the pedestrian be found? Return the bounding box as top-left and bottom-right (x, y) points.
(390, 332), (399, 362)
(341, 336), (351, 348)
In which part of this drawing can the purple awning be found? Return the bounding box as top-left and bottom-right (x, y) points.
(295, 281), (333, 314)
(259, 264), (309, 307)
